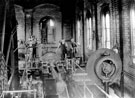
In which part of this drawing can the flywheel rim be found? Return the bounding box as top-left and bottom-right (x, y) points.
(95, 56), (122, 83)
(86, 48), (122, 85)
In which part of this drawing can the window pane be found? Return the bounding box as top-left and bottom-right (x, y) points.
(130, 9), (135, 63)
(87, 19), (89, 48)
(106, 14), (110, 28)
(106, 14), (110, 48)
(102, 15), (106, 48)
(87, 18), (92, 49)
(102, 13), (110, 49)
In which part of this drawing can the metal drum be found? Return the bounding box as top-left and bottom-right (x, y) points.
(86, 48), (122, 85)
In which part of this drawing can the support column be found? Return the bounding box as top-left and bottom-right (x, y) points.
(31, 10), (33, 35)
(1, 2), (7, 53)
(104, 82), (109, 98)
(82, 0), (85, 62)
(24, 11), (27, 41)
(118, 0), (124, 97)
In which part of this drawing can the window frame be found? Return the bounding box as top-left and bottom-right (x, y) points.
(130, 7), (135, 63)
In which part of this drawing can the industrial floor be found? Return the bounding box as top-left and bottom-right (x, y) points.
(59, 67), (120, 98)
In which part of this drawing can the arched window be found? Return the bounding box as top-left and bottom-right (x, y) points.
(130, 6), (135, 63)
(101, 4), (111, 49)
(39, 17), (55, 44)
(86, 10), (93, 50)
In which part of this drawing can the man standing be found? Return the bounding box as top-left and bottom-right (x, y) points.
(58, 40), (67, 60)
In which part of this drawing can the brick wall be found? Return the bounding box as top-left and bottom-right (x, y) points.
(121, 0), (135, 96)
(122, 0), (132, 71)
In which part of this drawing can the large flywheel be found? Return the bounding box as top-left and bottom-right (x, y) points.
(86, 48), (122, 85)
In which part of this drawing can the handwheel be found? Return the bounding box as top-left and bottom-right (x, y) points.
(95, 55), (122, 83)
(86, 48), (122, 85)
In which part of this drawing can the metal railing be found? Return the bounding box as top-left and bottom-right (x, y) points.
(1, 89), (36, 98)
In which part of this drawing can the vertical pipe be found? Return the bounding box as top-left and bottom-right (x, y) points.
(6, 28), (15, 65)
(61, 2), (64, 40)
(104, 82), (109, 98)
(74, 18), (76, 42)
(10, 37), (15, 90)
(82, 0), (85, 61)
(6, 35), (12, 65)
(119, 0), (124, 97)
(62, 20), (63, 39)
(24, 11), (27, 41)
(62, 13), (64, 39)
(31, 10), (33, 35)
(1, 2), (7, 53)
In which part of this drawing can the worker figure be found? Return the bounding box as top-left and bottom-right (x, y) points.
(32, 36), (37, 60)
(71, 38), (77, 58)
(27, 35), (37, 60)
(57, 39), (67, 60)
(65, 38), (77, 59)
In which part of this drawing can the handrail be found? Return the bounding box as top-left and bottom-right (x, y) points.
(85, 83), (94, 98)
(2, 89), (36, 93)
(1, 89), (36, 98)
(94, 83), (112, 98)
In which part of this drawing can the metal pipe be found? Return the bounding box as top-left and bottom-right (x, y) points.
(1, 2), (7, 52)
(104, 82), (109, 98)
(118, 0), (124, 97)
(6, 29), (16, 65)
(95, 83), (111, 98)
(3, 90), (36, 93)
(24, 11), (27, 41)
(6, 36), (12, 65)
(82, 0), (85, 61)
(62, 14), (64, 39)
(65, 85), (70, 98)
(31, 10), (33, 35)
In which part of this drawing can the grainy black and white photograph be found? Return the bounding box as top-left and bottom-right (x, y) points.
(0, 0), (134, 98)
